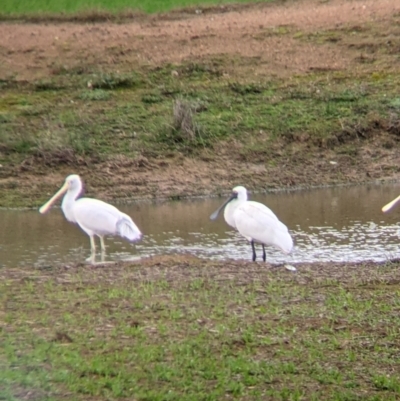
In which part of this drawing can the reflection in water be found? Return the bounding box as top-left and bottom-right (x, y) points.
(1, 184), (400, 268)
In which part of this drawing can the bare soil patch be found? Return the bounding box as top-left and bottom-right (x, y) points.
(4, 253), (400, 288)
(1, 0), (398, 81)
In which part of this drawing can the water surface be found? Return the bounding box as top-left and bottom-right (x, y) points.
(1, 184), (400, 268)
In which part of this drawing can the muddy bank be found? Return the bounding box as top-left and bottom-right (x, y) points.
(5, 253), (400, 284)
(2, 143), (399, 207)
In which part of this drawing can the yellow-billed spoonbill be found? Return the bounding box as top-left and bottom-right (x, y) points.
(39, 174), (142, 262)
(210, 186), (293, 262)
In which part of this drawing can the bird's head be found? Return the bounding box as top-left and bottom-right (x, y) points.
(65, 174), (83, 192)
(39, 174), (83, 214)
(210, 186), (248, 220)
(232, 186), (248, 201)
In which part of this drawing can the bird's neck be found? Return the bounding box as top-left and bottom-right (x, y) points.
(61, 188), (81, 223)
(224, 198), (243, 228)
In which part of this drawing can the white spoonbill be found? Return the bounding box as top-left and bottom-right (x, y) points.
(39, 174), (142, 262)
(210, 186), (293, 262)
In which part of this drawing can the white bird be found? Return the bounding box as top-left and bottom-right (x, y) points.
(39, 174), (142, 262)
(210, 186), (293, 262)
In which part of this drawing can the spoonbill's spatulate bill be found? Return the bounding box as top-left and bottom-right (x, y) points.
(39, 174), (142, 262)
(210, 186), (293, 262)
(382, 194), (400, 213)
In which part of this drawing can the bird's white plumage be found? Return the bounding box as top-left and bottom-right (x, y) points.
(212, 185), (293, 260)
(39, 174), (142, 262)
(232, 201), (293, 253)
(72, 198), (141, 242)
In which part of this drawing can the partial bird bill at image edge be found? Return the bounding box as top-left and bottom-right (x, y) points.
(382, 194), (400, 213)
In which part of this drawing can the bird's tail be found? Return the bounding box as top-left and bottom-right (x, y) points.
(272, 229), (293, 254)
(117, 215), (142, 242)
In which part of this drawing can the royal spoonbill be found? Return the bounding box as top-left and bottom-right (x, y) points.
(39, 174), (142, 262)
(210, 186), (293, 262)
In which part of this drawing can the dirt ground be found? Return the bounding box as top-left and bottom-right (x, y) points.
(1, 0), (399, 81)
(1, 0), (400, 201)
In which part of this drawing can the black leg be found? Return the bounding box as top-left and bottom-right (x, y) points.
(262, 244), (266, 262)
(251, 240), (256, 262)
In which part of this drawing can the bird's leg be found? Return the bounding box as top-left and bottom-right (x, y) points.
(88, 236), (96, 263)
(251, 240), (257, 262)
(99, 236), (106, 252)
(99, 236), (106, 262)
(262, 244), (266, 262)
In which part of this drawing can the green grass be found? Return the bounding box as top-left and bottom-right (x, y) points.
(1, 257), (400, 400)
(0, 0), (274, 16)
(1, 60), (399, 160)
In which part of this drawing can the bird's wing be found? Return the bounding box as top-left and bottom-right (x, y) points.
(234, 201), (293, 253)
(116, 212), (142, 242)
(74, 198), (141, 241)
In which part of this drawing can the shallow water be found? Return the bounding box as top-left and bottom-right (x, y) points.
(1, 184), (400, 268)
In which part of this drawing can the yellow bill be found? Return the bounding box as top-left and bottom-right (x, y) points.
(382, 194), (400, 213)
(39, 182), (68, 214)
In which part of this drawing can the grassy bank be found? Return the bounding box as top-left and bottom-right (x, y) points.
(1, 61), (400, 207)
(3, 64), (398, 162)
(1, 256), (400, 400)
(0, 1), (400, 207)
